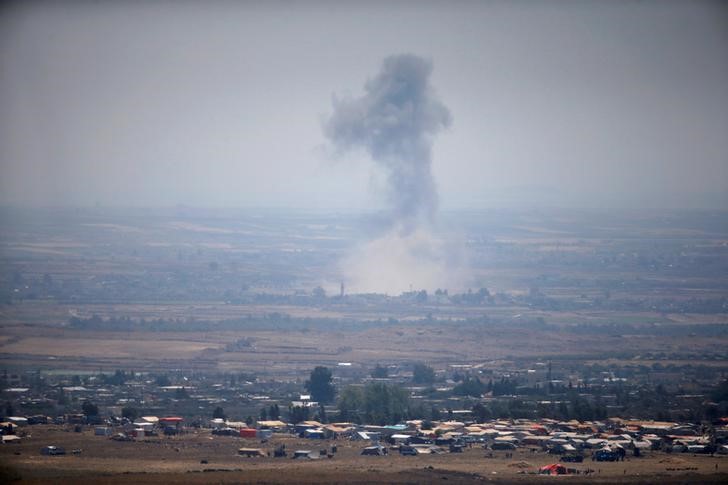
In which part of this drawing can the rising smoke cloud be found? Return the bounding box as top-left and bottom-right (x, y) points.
(324, 54), (464, 294)
(324, 54), (451, 234)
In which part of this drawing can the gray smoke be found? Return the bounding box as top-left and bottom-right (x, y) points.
(324, 54), (451, 232)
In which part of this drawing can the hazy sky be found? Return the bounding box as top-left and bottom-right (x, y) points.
(1, 0), (727, 210)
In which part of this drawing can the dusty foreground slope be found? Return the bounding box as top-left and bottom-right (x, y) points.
(2, 426), (727, 484)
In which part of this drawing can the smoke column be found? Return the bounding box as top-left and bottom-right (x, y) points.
(325, 54), (464, 294)
(325, 54), (451, 234)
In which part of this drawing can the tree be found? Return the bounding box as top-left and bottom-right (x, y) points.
(337, 386), (364, 423)
(412, 363), (435, 384)
(156, 375), (172, 387)
(711, 379), (728, 402)
(268, 404), (280, 420)
(213, 406), (226, 420)
(337, 382), (410, 425)
(315, 403), (327, 423)
(305, 366), (335, 404)
(245, 415), (254, 426)
(453, 376), (486, 397)
(472, 402), (491, 422)
(259, 407), (268, 420)
(122, 406), (138, 421)
(82, 400), (99, 416)
(371, 364), (388, 378)
(363, 382), (410, 425)
(288, 405), (309, 424)
(57, 387), (68, 405)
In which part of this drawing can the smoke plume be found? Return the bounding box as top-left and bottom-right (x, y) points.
(325, 54), (463, 294)
(325, 54), (451, 234)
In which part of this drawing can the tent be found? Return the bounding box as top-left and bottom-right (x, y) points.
(539, 463), (568, 475)
(361, 446), (387, 456)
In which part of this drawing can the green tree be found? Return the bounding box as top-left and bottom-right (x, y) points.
(371, 364), (388, 378)
(82, 400), (99, 416)
(156, 375), (172, 387)
(57, 387), (68, 405)
(213, 406), (226, 420)
(268, 404), (280, 420)
(315, 403), (327, 423)
(121, 406), (138, 421)
(305, 366), (335, 404)
(412, 363), (435, 384)
(472, 402), (491, 422)
(337, 386), (364, 423)
(288, 405), (309, 424)
(711, 379), (728, 402)
(363, 382), (410, 425)
(453, 376), (486, 397)
(259, 407), (268, 420)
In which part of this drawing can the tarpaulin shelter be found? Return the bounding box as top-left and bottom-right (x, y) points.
(539, 463), (568, 475)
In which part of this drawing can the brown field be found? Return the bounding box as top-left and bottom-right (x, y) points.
(1, 425), (727, 484)
(0, 337), (224, 359)
(1, 317), (725, 376)
(1, 313), (724, 371)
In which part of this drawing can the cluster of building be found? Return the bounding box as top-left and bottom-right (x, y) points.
(4, 410), (728, 465)
(282, 417), (728, 458)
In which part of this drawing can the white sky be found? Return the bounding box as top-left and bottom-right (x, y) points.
(1, 0), (727, 210)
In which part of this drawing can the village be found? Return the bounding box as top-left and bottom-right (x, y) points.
(2, 406), (728, 482)
(2, 358), (728, 482)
